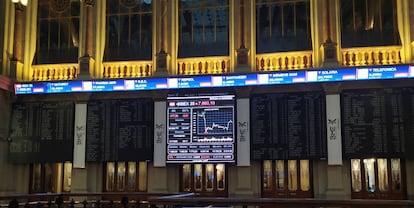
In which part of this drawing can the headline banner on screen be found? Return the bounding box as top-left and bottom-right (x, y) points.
(14, 65), (414, 95)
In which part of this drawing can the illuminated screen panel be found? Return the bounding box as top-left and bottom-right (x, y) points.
(14, 65), (414, 95)
(166, 95), (235, 163)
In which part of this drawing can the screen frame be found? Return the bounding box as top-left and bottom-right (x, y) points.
(166, 93), (237, 164)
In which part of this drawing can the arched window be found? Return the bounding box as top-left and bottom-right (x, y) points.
(35, 0), (80, 64)
(104, 0), (152, 61)
(256, 0), (311, 53)
(178, 0), (229, 58)
(340, 0), (401, 47)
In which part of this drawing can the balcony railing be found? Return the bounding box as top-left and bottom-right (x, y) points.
(149, 194), (414, 208)
(32, 63), (78, 81)
(341, 46), (402, 66)
(256, 51), (313, 71)
(1, 192), (414, 208)
(102, 61), (153, 78)
(0, 192), (164, 208)
(177, 56), (231, 75)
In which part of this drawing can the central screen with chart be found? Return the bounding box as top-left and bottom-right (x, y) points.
(166, 94), (235, 163)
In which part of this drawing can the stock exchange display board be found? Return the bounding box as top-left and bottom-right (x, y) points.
(86, 98), (154, 162)
(9, 102), (74, 163)
(250, 92), (327, 160)
(166, 94), (235, 163)
(341, 87), (414, 159)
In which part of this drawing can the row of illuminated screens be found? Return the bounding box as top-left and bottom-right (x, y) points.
(14, 65), (414, 94)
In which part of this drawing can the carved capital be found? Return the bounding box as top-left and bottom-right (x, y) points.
(14, 3), (26, 11)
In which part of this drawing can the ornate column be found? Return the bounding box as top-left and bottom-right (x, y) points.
(12, 4), (24, 62)
(410, 1), (414, 63)
(0, 0), (13, 85)
(22, 0), (38, 81)
(10, 2), (25, 81)
(0, 2), (28, 194)
(154, 0), (169, 77)
(321, 0), (340, 67)
(396, 0), (412, 63)
(92, 0), (105, 79)
(235, 0), (250, 73)
(0, 1), (4, 75)
(169, 0), (179, 75)
(78, 0), (95, 79)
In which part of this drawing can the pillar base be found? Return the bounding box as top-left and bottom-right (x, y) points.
(406, 160), (414, 199)
(154, 51), (169, 77)
(325, 189), (348, 200)
(153, 69), (169, 77)
(322, 41), (340, 68)
(322, 60), (341, 68)
(235, 47), (251, 73)
(233, 166), (255, 196)
(78, 56), (94, 80)
(148, 166), (169, 193)
(71, 168), (88, 193)
(325, 165), (348, 199)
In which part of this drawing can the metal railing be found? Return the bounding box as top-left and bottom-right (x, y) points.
(2, 192), (414, 208)
(0, 192), (163, 208)
(148, 193), (414, 208)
